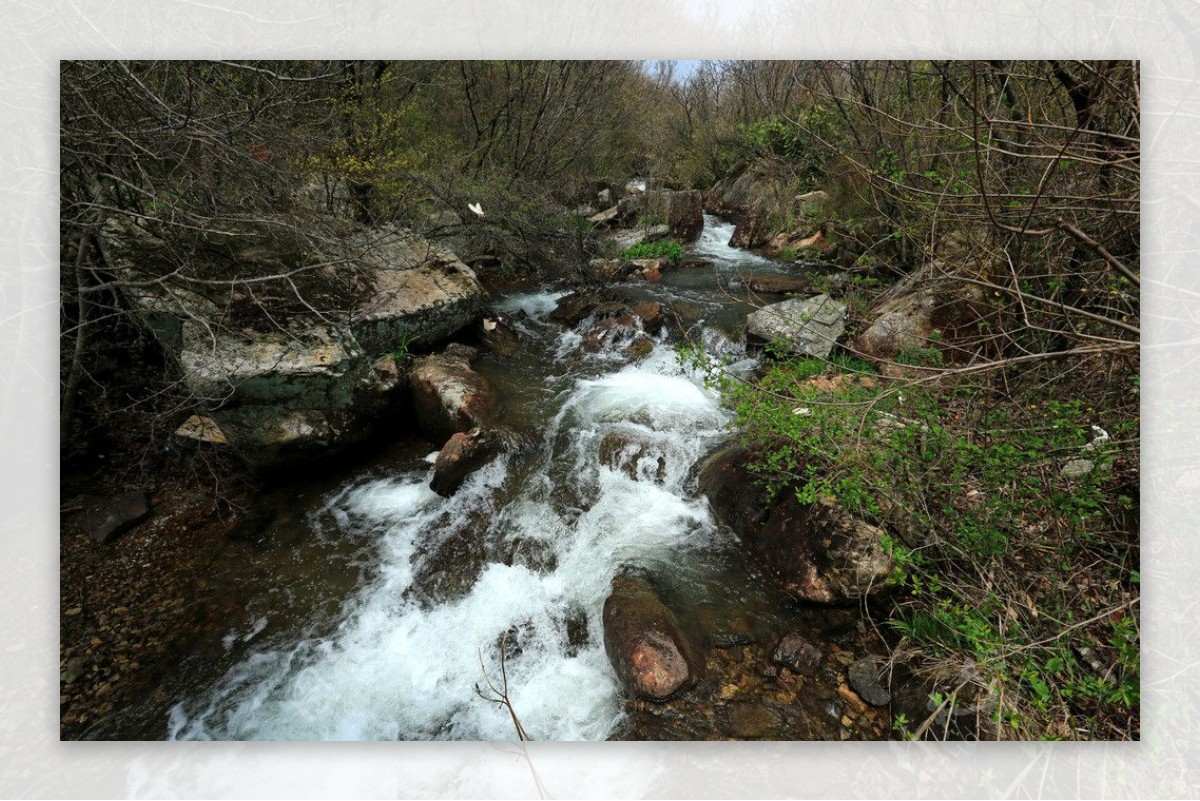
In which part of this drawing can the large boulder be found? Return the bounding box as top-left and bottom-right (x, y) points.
(603, 574), (702, 701)
(709, 172), (828, 252)
(550, 289), (622, 326)
(644, 189), (704, 242)
(852, 265), (987, 364)
(172, 323), (397, 467)
(696, 445), (894, 604)
(613, 224), (670, 253)
(408, 344), (497, 440)
(745, 294), (847, 359)
(707, 171), (758, 217)
(349, 230), (486, 354)
(179, 322), (366, 406)
(102, 217), (483, 469)
(201, 406), (375, 466)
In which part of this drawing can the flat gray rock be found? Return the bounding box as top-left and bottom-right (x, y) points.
(746, 294), (846, 359)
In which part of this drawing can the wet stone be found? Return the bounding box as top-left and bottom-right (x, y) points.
(719, 700), (782, 739)
(772, 632), (823, 673)
(708, 631), (755, 649)
(506, 537), (558, 573)
(565, 606), (590, 655)
(625, 336), (654, 361)
(848, 657), (892, 707)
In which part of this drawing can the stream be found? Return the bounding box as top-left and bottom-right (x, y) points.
(153, 216), (887, 741)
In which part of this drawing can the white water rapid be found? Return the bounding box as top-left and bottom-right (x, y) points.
(168, 297), (742, 741)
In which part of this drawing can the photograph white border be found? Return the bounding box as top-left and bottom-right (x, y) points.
(3, 1), (1190, 797)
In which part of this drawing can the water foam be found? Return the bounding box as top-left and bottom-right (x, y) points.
(170, 323), (736, 741)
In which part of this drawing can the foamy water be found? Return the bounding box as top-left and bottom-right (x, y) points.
(169, 312), (741, 741)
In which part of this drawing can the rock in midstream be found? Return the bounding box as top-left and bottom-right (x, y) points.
(429, 427), (503, 497)
(603, 574), (702, 701)
(408, 344), (497, 440)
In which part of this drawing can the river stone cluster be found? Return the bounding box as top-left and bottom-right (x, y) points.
(102, 220), (486, 469)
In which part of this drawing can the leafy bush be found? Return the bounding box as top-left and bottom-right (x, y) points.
(738, 106), (839, 184)
(693, 343), (1139, 741)
(621, 239), (683, 262)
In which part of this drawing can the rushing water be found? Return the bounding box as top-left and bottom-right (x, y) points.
(162, 215), (840, 742)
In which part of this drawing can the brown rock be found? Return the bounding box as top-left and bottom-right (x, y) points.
(603, 574), (701, 701)
(408, 347), (496, 440)
(733, 274), (813, 295)
(720, 701), (781, 739)
(644, 189), (704, 242)
(795, 230), (825, 251)
(630, 301), (664, 333)
(478, 314), (521, 357)
(550, 289), (622, 326)
(624, 336), (654, 362)
(837, 682), (869, 713)
(695, 445), (894, 603)
(852, 266), (986, 363)
(764, 231), (792, 255)
(86, 492), (150, 544)
(772, 633), (823, 673)
(429, 428), (503, 497)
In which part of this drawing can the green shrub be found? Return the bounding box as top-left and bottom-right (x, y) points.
(695, 344), (1138, 740)
(389, 331), (415, 362)
(621, 239), (683, 262)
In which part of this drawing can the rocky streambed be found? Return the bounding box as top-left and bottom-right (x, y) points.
(63, 213), (925, 741)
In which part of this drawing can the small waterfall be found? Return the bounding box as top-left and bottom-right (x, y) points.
(169, 297), (743, 741)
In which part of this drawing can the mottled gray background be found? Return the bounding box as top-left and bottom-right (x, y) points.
(2, 0), (1191, 796)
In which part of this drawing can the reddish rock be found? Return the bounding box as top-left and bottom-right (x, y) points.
(603, 574), (701, 701)
(408, 345), (496, 440)
(630, 301), (664, 333)
(550, 289), (622, 326)
(772, 633), (823, 673)
(430, 427), (503, 497)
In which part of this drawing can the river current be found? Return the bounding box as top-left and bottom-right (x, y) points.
(162, 216), (833, 741)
